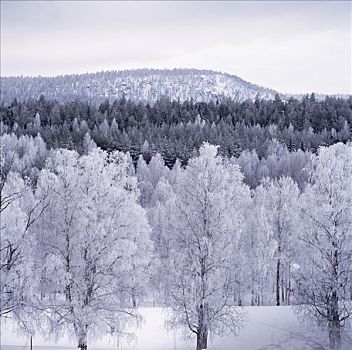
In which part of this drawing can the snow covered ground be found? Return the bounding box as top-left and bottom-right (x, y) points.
(1, 306), (351, 350)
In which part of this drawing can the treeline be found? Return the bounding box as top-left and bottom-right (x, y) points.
(0, 132), (313, 190)
(1, 94), (351, 166)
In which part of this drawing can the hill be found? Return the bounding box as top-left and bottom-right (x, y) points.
(0, 68), (279, 105)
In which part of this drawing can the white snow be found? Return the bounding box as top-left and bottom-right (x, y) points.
(2, 306), (349, 350)
(1, 69), (278, 105)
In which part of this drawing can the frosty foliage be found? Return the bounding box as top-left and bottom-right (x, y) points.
(0, 133), (47, 181)
(1, 139), (351, 350)
(295, 143), (352, 350)
(165, 144), (250, 349)
(33, 149), (153, 348)
(0, 171), (45, 329)
(253, 177), (300, 306)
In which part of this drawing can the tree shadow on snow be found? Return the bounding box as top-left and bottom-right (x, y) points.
(255, 325), (330, 350)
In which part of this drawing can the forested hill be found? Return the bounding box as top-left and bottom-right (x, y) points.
(0, 68), (279, 105)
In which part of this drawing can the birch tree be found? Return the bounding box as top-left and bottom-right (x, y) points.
(296, 143), (352, 350)
(240, 193), (274, 306)
(0, 169), (47, 329)
(254, 177), (300, 305)
(167, 143), (249, 350)
(35, 148), (153, 350)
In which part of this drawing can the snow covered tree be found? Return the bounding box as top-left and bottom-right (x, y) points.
(33, 113), (41, 131)
(110, 118), (119, 139)
(72, 117), (80, 134)
(82, 132), (97, 155)
(239, 193), (273, 306)
(136, 153), (170, 207)
(167, 143), (249, 350)
(295, 143), (352, 350)
(254, 177), (300, 306)
(0, 133), (48, 181)
(236, 149), (261, 189)
(141, 140), (152, 162)
(0, 171), (46, 324)
(147, 176), (177, 300)
(35, 148), (153, 349)
(79, 120), (89, 135)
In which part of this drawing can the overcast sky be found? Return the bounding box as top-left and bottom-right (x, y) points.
(1, 1), (351, 94)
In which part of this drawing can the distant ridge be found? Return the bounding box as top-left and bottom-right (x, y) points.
(0, 68), (280, 105)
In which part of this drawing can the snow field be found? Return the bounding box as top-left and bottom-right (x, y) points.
(2, 306), (348, 350)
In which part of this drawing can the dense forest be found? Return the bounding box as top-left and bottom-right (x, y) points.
(1, 94), (351, 167)
(1, 94), (352, 350)
(1, 136), (352, 350)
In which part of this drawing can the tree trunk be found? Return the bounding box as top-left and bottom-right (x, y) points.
(196, 300), (208, 350)
(196, 333), (202, 350)
(328, 291), (341, 350)
(329, 324), (341, 350)
(78, 332), (88, 350)
(276, 224), (282, 306)
(286, 263), (291, 305)
(132, 292), (137, 308)
(328, 249), (341, 350)
(251, 266), (256, 306)
(276, 254), (281, 306)
(201, 326), (208, 349)
(196, 326), (208, 350)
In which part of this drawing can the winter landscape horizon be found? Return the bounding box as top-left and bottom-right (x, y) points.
(1, 1), (352, 350)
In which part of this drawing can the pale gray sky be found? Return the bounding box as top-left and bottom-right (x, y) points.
(1, 1), (351, 94)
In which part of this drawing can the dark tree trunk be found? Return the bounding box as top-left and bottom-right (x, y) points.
(78, 343), (87, 350)
(201, 326), (208, 349)
(78, 330), (88, 350)
(286, 263), (291, 305)
(78, 341), (87, 350)
(276, 254), (281, 306)
(329, 324), (341, 350)
(196, 333), (202, 350)
(196, 327), (208, 350)
(328, 248), (341, 350)
(276, 222), (283, 306)
(328, 291), (341, 350)
(196, 300), (208, 350)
